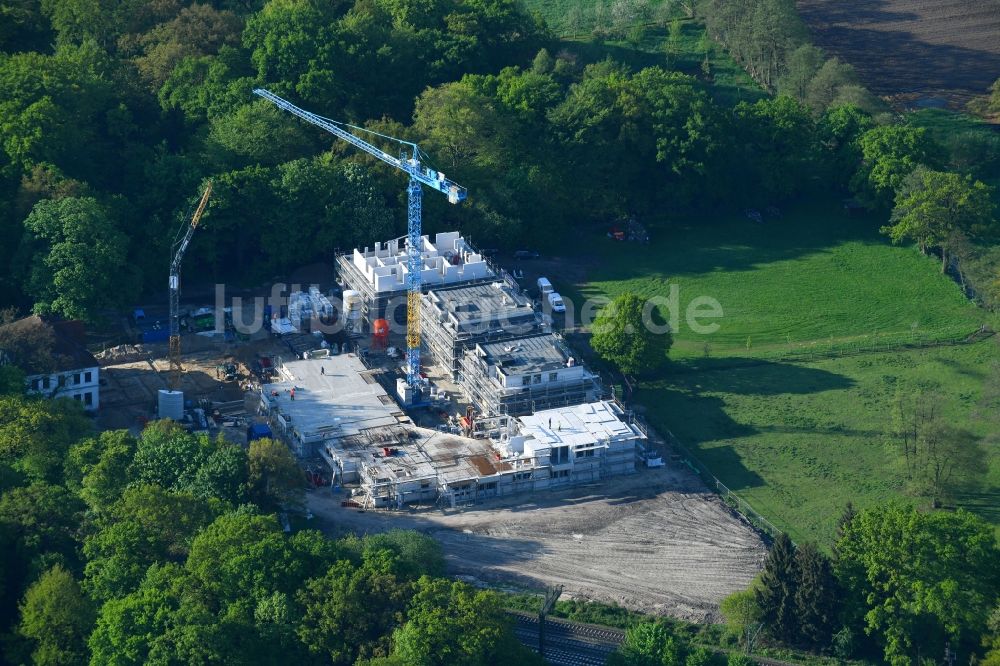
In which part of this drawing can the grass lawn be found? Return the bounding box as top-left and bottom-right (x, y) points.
(641, 342), (1000, 545)
(565, 202), (999, 545)
(575, 204), (988, 357)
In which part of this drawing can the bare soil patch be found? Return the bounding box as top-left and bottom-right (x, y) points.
(796, 0), (1000, 108)
(309, 466), (767, 622)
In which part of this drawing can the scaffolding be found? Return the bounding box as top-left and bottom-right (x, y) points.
(420, 281), (543, 378)
(457, 334), (602, 417)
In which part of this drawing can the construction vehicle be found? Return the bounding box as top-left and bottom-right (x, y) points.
(252, 89), (468, 389)
(168, 182), (212, 390)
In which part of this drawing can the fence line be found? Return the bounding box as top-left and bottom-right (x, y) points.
(654, 424), (785, 542)
(680, 325), (994, 372)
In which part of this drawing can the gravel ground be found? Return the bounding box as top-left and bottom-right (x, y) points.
(309, 465), (767, 622)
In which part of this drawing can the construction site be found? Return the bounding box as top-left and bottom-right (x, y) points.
(87, 90), (767, 620)
(257, 351), (647, 509)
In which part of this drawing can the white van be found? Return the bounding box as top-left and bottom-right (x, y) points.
(537, 277), (553, 296)
(548, 292), (566, 313)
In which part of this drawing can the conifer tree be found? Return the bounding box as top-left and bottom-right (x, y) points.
(755, 533), (798, 643)
(793, 542), (838, 648)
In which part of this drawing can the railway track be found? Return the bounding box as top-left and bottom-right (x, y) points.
(507, 610), (802, 666)
(508, 610), (624, 666)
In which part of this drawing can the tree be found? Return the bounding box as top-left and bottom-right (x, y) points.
(720, 588), (762, 654)
(611, 621), (684, 666)
(132, 420), (212, 491)
(982, 602), (1000, 666)
(818, 104), (873, 184)
(663, 18), (683, 65)
(755, 533), (797, 644)
(0, 480), (85, 639)
(158, 46), (256, 123)
(391, 577), (537, 665)
(206, 100), (316, 169)
(853, 124), (938, 207)
(887, 389), (986, 505)
(185, 512), (336, 604)
(0, 42), (131, 195)
(20, 196), (135, 321)
(70, 430), (137, 512)
(188, 441), (248, 504)
(793, 542), (838, 649)
(835, 503), (999, 665)
(128, 4), (242, 88)
(0, 395), (90, 482)
(414, 79), (515, 177)
(83, 485), (219, 601)
(0, 312), (62, 375)
(832, 501), (856, 561)
(803, 57), (859, 113)
(0, 0), (52, 52)
(685, 647), (721, 666)
(296, 551), (410, 665)
(247, 438), (306, 511)
(17, 564), (94, 666)
(776, 44), (824, 102)
(87, 562), (190, 665)
(882, 167), (995, 272)
(987, 77), (1000, 115)
(591, 292), (672, 376)
(732, 95), (818, 204)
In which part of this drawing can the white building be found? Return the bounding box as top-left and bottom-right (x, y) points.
(511, 401), (646, 482)
(0, 315), (100, 411)
(336, 231), (495, 326)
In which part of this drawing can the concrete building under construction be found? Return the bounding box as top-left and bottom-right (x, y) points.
(458, 333), (602, 417)
(509, 401), (646, 483)
(258, 354), (639, 508)
(336, 231), (495, 327)
(260, 353), (411, 457)
(420, 281), (544, 379)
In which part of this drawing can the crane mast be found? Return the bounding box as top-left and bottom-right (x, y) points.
(169, 181), (213, 390)
(252, 88), (467, 387)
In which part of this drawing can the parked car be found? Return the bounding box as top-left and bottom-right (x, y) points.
(548, 292), (566, 313)
(514, 250), (539, 259)
(537, 277), (553, 296)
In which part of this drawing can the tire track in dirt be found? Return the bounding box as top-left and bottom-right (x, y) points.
(310, 467), (767, 622)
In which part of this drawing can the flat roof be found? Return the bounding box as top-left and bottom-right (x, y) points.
(425, 282), (538, 334)
(478, 334), (578, 375)
(263, 354), (407, 441)
(421, 430), (512, 485)
(518, 401), (645, 448)
(342, 231), (494, 294)
(327, 425), (509, 486)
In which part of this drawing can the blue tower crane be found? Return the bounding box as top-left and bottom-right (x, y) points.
(253, 89), (468, 388)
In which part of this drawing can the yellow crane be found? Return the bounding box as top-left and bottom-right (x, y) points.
(169, 181), (212, 390)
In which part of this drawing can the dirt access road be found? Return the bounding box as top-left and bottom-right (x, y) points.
(309, 466), (767, 622)
(797, 0), (1000, 108)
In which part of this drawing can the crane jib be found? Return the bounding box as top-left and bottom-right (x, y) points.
(253, 88), (470, 389)
(252, 88), (467, 204)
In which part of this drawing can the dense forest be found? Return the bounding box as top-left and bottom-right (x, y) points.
(0, 395), (540, 665)
(3, 0), (997, 322)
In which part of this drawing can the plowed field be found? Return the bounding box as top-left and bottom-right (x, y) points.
(797, 0), (1000, 107)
